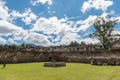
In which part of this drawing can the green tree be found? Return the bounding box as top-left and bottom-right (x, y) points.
(80, 41), (86, 46)
(90, 16), (119, 52)
(69, 41), (79, 47)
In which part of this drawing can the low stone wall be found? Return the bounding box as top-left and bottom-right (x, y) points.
(1, 52), (120, 66)
(68, 56), (91, 63)
(91, 57), (120, 66)
(44, 62), (66, 67)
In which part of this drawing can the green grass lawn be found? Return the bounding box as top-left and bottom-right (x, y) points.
(0, 63), (120, 80)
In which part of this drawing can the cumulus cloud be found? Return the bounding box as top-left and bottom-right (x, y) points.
(113, 16), (120, 23)
(0, 37), (6, 44)
(0, 0), (118, 46)
(0, 20), (25, 36)
(81, 38), (100, 44)
(112, 30), (120, 39)
(30, 16), (81, 45)
(76, 15), (97, 31)
(31, 16), (75, 34)
(8, 38), (18, 45)
(13, 30), (28, 41)
(31, 0), (53, 6)
(0, 1), (9, 20)
(21, 8), (37, 25)
(24, 32), (50, 46)
(81, 0), (113, 13)
(10, 8), (37, 25)
(76, 10), (116, 31)
(60, 33), (80, 45)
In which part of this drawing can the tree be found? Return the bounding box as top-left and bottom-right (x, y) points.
(90, 16), (119, 52)
(80, 41), (86, 46)
(69, 41), (79, 47)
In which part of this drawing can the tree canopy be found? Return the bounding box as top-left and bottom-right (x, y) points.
(69, 41), (79, 47)
(90, 16), (119, 50)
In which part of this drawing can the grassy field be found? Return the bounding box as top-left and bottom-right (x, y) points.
(0, 63), (120, 80)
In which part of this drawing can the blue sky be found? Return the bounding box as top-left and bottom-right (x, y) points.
(0, 0), (120, 46)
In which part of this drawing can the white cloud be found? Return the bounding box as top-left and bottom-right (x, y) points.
(21, 8), (37, 25)
(81, 0), (113, 13)
(0, 0), (28, 45)
(0, 0), (117, 46)
(8, 38), (18, 45)
(31, 16), (75, 34)
(30, 16), (81, 46)
(13, 30), (28, 41)
(81, 38), (100, 44)
(60, 33), (80, 45)
(111, 30), (120, 39)
(10, 8), (37, 25)
(0, 20), (24, 36)
(76, 15), (97, 31)
(31, 0), (53, 6)
(112, 30), (120, 36)
(24, 32), (50, 46)
(10, 10), (23, 19)
(101, 11), (115, 18)
(49, 32), (81, 46)
(113, 16), (120, 23)
(0, 37), (6, 44)
(76, 10), (116, 31)
(0, 1), (9, 20)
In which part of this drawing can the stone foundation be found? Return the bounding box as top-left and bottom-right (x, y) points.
(44, 62), (66, 67)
